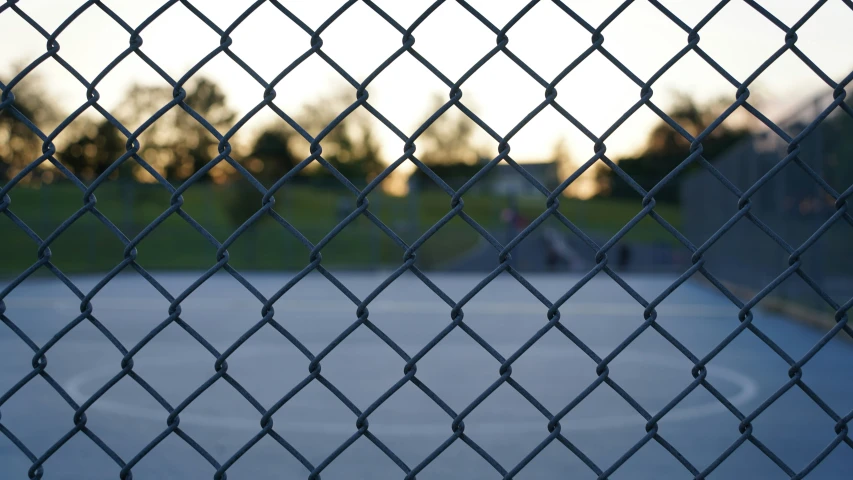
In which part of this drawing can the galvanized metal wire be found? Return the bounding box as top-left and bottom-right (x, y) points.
(1, 0), (851, 478)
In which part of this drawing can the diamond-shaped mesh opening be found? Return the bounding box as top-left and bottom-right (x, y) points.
(134, 3), (221, 81)
(51, 6), (129, 82)
(227, 3), (309, 83)
(462, 54), (545, 137)
(39, 431), (125, 479)
(794, 1), (853, 83)
(607, 331), (701, 410)
(410, 97), (486, 157)
(807, 447), (853, 479)
(603, 0), (687, 81)
(280, 1), (348, 30)
(188, 0), (258, 31)
(458, 274), (551, 354)
(364, 270), (451, 349)
(54, 120), (129, 183)
(506, 328), (598, 411)
(96, 1), (162, 27)
(413, 435), (505, 480)
(613, 439), (698, 478)
(73, 375), (175, 458)
(652, 0), (728, 26)
(410, 213), (485, 269)
(553, 50), (640, 137)
(410, 1), (495, 82)
(320, 1), (402, 83)
(414, 326), (500, 412)
(554, 0), (624, 27)
(178, 378), (267, 449)
(1, 377), (74, 455)
(462, 383), (551, 464)
(512, 439), (598, 480)
(268, 379), (357, 462)
(309, 434), (409, 479)
(366, 53), (448, 135)
(220, 433), (313, 480)
(751, 0), (823, 27)
(4, 60), (82, 136)
(40, 212), (126, 274)
(319, 325), (407, 408)
(129, 211), (218, 270)
(191, 55), (265, 131)
(167, 271), (261, 350)
(261, 270), (357, 347)
(709, 439), (795, 478)
(748, 50), (839, 130)
(650, 54), (741, 131)
(125, 322), (218, 406)
(0, 12), (48, 69)
(13, 2), (84, 32)
(505, 1), (591, 81)
(269, 63), (355, 129)
(368, 0), (438, 27)
(365, 379), (450, 441)
(89, 59), (161, 123)
(752, 386), (844, 469)
(557, 384), (651, 467)
(799, 100), (853, 193)
(698, 1), (787, 82)
(657, 384), (748, 468)
(126, 431), (218, 479)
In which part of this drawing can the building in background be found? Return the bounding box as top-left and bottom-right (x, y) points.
(485, 161), (559, 197)
(407, 158), (559, 196)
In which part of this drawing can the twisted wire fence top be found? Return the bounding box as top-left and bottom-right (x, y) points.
(1, 0), (851, 479)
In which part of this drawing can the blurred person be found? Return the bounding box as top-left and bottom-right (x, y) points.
(617, 243), (632, 270)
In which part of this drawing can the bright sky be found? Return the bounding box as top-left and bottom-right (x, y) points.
(1, 0), (851, 174)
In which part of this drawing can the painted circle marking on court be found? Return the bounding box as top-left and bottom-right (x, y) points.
(65, 345), (758, 435)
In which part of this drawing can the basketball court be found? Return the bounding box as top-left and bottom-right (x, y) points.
(2, 272), (851, 478)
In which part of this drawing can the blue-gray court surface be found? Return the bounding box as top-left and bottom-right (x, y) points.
(1, 272), (851, 479)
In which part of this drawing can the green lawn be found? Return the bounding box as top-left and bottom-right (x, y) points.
(0, 182), (681, 276)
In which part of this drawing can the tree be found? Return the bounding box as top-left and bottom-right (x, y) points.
(409, 94), (486, 189)
(417, 94), (482, 166)
(294, 92), (384, 186)
(597, 94), (748, 202)
(115, 77), (236, 182)
(58, 119), (126, 182)
(221, 127), (297, 228)
(0, 69), (61, 183)
(244, 127), (299, 182)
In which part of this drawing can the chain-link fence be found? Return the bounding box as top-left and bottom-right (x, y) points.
(682, 92), (853, 315)
(1, 0), (852, 479)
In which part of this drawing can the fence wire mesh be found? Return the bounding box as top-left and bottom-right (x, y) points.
(682, 92), (853, 315)
(1, 0), (851, 479)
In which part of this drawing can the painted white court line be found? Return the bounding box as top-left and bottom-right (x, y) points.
(5, 297), (738, 317)
(65, 346), (758, 436)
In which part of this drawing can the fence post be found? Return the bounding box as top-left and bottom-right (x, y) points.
(811, 96), (825, 301)
(40, 182), (50, 237)
(123, 178), (134, 236)
(371, 190), (381, 270)
(409, 178), (420, 241)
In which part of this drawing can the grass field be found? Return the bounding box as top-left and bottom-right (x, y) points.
(0, 182), (681, 275)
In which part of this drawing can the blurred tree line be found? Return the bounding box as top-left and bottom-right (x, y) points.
(595, 94), (750, 203)
(5, 70), (847, 215)
(0, 74), (385, 188)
